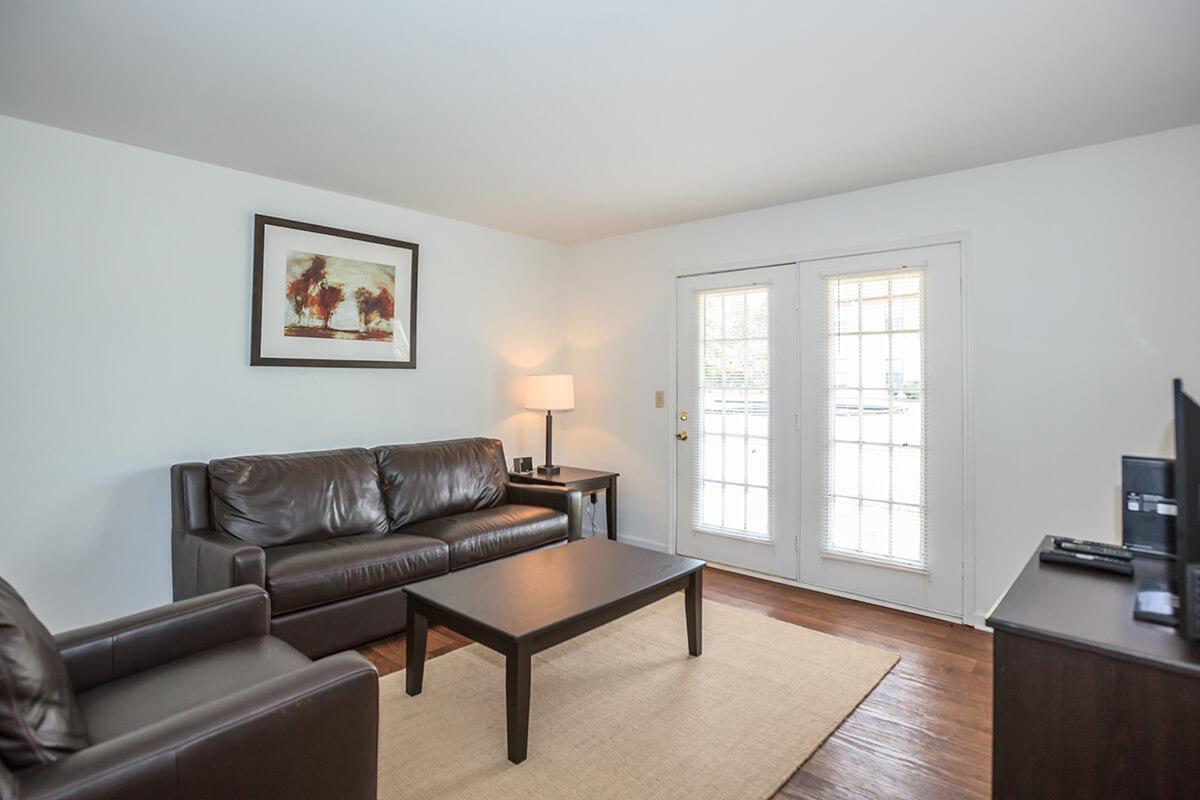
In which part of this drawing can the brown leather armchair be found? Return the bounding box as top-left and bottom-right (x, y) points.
(5, 586), (378, 800)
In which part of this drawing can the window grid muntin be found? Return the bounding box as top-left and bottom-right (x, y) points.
(825, 270), (927, 569)
(695, 286), (771, 541)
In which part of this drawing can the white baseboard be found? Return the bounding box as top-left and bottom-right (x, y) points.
(603, 529), (989, 629)
(611, 533), (669, 552)
(706, 561), (972, 626)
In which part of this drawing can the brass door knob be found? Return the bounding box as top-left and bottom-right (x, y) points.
(676, 431), (689, 441)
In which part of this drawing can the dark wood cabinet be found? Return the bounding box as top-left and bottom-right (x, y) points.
(988, 537), (1200, 799)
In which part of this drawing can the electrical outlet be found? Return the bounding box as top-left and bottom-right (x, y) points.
(655, 390), (664, 408)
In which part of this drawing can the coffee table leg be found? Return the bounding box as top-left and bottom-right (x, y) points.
(505, 644), (531, 764)
(686, 569), (703, 657)
(405, 601), (428, 696)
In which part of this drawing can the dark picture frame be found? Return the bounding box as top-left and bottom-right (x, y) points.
(250, 214), (419, 369)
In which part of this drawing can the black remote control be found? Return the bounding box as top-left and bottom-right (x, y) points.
(1052, 536), (1134, 561)
(1039, 549), (1135, 576)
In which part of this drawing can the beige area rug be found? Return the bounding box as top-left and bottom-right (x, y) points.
(378, 595), (898, 800)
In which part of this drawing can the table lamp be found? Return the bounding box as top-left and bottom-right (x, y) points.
(525, 374), (574, 475)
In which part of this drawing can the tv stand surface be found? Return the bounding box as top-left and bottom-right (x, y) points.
(988, 536), (1200, 799)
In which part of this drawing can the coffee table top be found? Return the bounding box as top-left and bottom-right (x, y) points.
(403, 538), (704, 640)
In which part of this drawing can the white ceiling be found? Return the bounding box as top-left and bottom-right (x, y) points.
(2, 2), (1199, 243)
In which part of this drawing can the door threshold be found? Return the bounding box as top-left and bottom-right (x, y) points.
(705, 561), (967, 625)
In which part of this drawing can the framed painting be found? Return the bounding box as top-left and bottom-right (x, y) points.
(250, 215), (418, 368)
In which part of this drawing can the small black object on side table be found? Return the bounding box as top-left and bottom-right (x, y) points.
(509, 466), (619, 541)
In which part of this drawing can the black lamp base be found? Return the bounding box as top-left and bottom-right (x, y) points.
(539, 410), (561, 477)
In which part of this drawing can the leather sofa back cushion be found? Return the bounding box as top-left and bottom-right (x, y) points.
(0, 578), (88, 770)
(209, 448), (390, 546)
(374, 438), (508, 528)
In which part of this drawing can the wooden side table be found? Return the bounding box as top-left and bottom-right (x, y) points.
(508, 466), (619, 540)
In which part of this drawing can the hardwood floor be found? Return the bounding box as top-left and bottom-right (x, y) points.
(358, 567), (993, 799)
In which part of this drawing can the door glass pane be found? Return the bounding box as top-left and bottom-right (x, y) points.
(693, 285), (772, 541)
(746, 487), (769, 536)
(746, 389), (769, 436)
(703, 434), (723, 481)
(823, 270), (926, 569)
(831, 442), (859, 498)
(723, 436), (746, 483)
(746, 438), (769, 486)
(702, 481), (723, 528)
(830, 496), (859, 550)
(833, 389), (861, 441)
(861, 389), (891, 443)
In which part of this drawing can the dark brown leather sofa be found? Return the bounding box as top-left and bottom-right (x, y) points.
(172, 437), (582, 657)
(0, 583), (378, 800)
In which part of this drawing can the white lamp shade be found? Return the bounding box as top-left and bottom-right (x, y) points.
(525, 374), (575, 411)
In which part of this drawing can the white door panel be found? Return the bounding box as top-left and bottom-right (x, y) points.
(675, 265), (799, 579)
(798, 244), (964, 616)
(674, 244), (964, 618)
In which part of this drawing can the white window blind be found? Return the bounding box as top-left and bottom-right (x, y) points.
(693, 286), (772, 541)
(823, 269), (927, 570)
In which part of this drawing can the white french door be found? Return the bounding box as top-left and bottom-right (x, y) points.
(798, 244), (964, 617)
(675, 264), (800, 579)
(674, 243), (965, 618)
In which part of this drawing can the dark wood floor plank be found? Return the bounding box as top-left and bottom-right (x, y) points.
(358, 567), (992, 799)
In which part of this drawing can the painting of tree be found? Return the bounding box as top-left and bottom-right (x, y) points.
(286, 255), (328, 323)
(311, 282), (344, 329)
(283, 250), (396, 341)
(355, 287), (376, 329)
(287, 277), (310, 323)
(355, 286), (395, 332)
(374, 287), (395, 320)
(299, 256), (326, 285)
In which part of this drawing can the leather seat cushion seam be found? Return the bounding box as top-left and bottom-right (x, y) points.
(266, 553), (444, 588)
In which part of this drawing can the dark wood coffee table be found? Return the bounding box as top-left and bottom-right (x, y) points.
(403, 538), (705, 763)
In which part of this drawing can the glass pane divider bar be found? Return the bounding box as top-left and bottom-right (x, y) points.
(829, 328), (922, 335)
(695, 284), (774, 538)
(830, 386), (924, 392)
(825, 270), (927, 568)
(827, 494), (922, 509)
(702, 480), (771, 490)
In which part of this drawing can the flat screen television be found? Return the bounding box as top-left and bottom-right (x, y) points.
(1173, 379), (1200, 640)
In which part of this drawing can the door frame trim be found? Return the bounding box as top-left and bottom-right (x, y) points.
(668, 231), (976, 625)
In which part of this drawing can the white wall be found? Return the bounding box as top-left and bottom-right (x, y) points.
(0, 115), (567, 631)
(5, 113), (1200, 633)
(559, 125), (1200, 624)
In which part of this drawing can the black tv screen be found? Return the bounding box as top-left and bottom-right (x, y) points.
(1173, 379), (1200, 639)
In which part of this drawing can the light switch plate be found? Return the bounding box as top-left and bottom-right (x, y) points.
(655, 390), (664, 408)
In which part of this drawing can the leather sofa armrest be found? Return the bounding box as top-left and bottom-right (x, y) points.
(0, 760), (16, 800)
(55, 586), (270, 692)
(174, 527), (266, 600)
(17, 652), (378, 800)
(505, 482), (583, 541)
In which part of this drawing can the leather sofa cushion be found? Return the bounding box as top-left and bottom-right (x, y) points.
(374, 438), (508, 529)
(401, 505), (567, 570)
(209, 448), (390, 547)
(0, 578), (88, 769)
(75, 636), (310, 743)
(264, 533), (449, 615)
